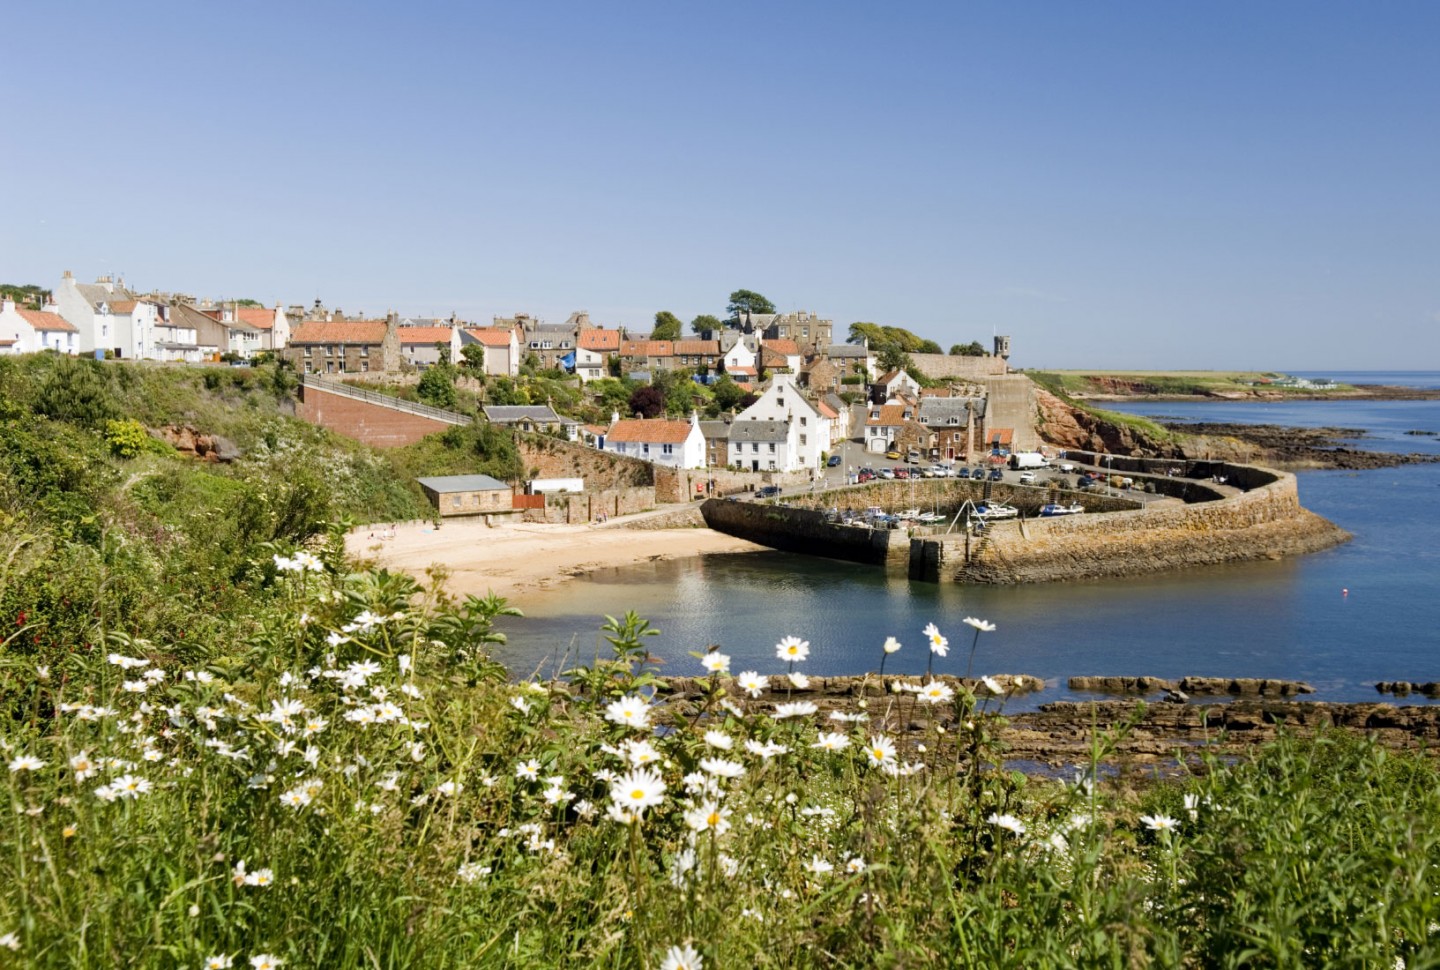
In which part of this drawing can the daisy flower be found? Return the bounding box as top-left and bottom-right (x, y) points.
(111, 774), (152, 799)
(7, 754), (44, 774)
(699, 652), (731, 675)
(249, 955), (283, 970)
(698, 757), (745, 779)
(923, 623), (949, 657)
(981, 676), (1004, 695)
(604, 694), (652, 731)
(787, 671), (811, 689)
(203, 956), (234, 969)
(1140, 813), (1179, 833)
(703, 729), (733, 750)
(773, 701), (818, 720)
(684, 801), (732, 835)
(988, 812), (1025, 836)
(775, 636), (810, 663)
(609, 767), (667, 817)
(804, 856), (834, 875)
(515, 759), (541, 782)
(865, 735), (897, 767)
(918, 681), (955, 705)
(734, 671), (768, 698)
(963, 616), (996, 633)
(811, 731), (851, 752)
(659, 942), (703, 970)
(883, 636), (902, 654)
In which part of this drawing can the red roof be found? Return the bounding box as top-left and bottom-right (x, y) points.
(18, 309), (76, 333)
(289, 321), (389, 344)
(398, 326), (456, 345)
(236, 307), (276, 330)
(987, 428), (1014, 445)
(672, 340), (720, 355)
(620, 340), (674, 358)
(727, 365), (757, 376)
(866, 404), (910, 427)
(762, 338), (801, 356)
(464, 328), (514, 348)
(578, 329), (620, 351)
(607, 417), (695, 444)
(815, 400), (839, 419)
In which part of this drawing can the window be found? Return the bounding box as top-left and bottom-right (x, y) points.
(304, 346), (312, 357)
(777, 397), (784, 408)
(643, 444), (650, 455)
(360, 345), (369, 357)
(768, 443), (776, 453)
(800, 416), (806, 426)
(662, 444), (673, 455)
(768, 460), (776, 470)
(800, 435), (807, 446)
(752, 443), (759, 453)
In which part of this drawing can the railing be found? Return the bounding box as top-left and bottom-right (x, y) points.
(299, 374), (471, 426)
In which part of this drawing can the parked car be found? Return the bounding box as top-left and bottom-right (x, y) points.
(756, 485), (782, 498)
(1018, 471), (1037, 484)
(906, 450), (922, 463)
(970, 468), (985, 480)
(885, 450), (902, 460)
(826, 454), (843, 467)
(1076, 476), (1096, 489)
(877, 468), (896, 480)
(857, 470), (875, 483)
(988, 468), (1004, 481)
(1057, 462), (1076, 473)
(893, 467), (911, 480)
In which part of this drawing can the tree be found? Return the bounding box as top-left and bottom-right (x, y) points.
(950, 341), (987, 356)
(691, 313), (723, 336)
(726, 289), (776, 324)
(417, 364), (457, 409)
(652, 311), (683, 341)
(628, 385), (665, 418)
(877, 345), (912, 375)
(917, 339), (943, 355)
(711, 375), (744, 411)
(460, 344), (487, 373)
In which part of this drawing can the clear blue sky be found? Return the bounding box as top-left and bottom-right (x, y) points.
(4, 1), (1437, 370)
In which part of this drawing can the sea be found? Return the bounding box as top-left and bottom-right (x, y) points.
(496, 371), (1440, 711)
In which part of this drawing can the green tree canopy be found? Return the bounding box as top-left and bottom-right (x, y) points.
(711, 374), (744, 412)
(950, 341), (987, 356)
(651, 311), (683, 341)
(726, 289), (776, 323)
(691, 313), (723, 336)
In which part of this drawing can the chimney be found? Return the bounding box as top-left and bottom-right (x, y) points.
(611, 410), (620, 427)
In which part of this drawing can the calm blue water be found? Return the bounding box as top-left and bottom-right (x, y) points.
(497, 381), (1440, 709)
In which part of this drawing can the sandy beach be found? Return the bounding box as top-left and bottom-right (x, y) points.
(346, 517), (765, 604)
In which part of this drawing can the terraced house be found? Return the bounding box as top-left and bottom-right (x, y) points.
(284, 315), (401, 375)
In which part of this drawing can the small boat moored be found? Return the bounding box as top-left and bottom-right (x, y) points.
(1039, 502), (1086, 517)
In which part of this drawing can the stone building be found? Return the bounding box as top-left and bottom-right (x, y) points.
(285, 314), (402, 375)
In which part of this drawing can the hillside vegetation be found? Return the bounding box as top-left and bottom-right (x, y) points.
(1026, 369), (1355, 398)
(3, 353), (1439, 967)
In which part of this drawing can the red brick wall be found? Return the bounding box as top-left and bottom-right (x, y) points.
(296, 385), (453, 448)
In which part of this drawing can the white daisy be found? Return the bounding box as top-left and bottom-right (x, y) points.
(699, 652), (731, 675)
(734, 671), (768, 698)
(609, 767), (666, 817)
(775, 636), (810, 663)
(923, 623), (948, 657)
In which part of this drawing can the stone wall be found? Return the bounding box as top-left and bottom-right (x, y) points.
(522, 487), (657, 524)
(917, 467), (1349, 584)
(517, 436), (653, 490)
(296, 383), (454, 448)
(700, 498), (910, 566)
(982, 375), (1040, 452)
(910, 354), (1008, 381)
(654, 466), (813, 503)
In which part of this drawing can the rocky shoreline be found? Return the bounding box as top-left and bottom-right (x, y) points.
(1154, 421), (1440, 470)
(649, 675), (1440, 771)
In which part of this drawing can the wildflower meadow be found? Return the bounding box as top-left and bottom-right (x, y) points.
(4, 537), (1440, 968)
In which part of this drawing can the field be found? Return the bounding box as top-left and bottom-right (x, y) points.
(1025, 369), (1355, 399)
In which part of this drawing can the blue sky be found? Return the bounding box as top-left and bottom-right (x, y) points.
(4, 1), (1437, 369)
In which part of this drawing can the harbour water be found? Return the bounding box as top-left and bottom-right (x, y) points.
(497, 373), (1440, 710)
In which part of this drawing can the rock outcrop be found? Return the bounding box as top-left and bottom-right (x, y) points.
(152, 425), (241, 462)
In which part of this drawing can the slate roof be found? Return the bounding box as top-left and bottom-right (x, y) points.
(826, 344), (870, 358)
(606, 417), (694, 444)
(917, 399), (973, 425)
(289, 321), (389, 344)
(75, 282), (133, 309)
(417, 474), (510, 493)
(726, 420), (788, 443)
(484, 405), (560, 424)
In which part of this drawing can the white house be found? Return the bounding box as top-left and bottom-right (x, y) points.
(460, 327), (520, 376)
(726, 419), (792, 471)
(602, 412), (706, 469)
(398, 326), (461, 367)
(0, 299), (79, 355)
(54, 271), (129, 356)
(864, 402), (917, 453)
(576, 328), (620, 383)
(722, 338), (757, 375)
(875, 368), (922, 400)
(733, 373), (830, 471)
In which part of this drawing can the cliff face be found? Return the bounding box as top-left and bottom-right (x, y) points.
(1034, 387), (1262, 462)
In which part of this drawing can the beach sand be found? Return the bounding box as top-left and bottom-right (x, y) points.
(346, 517), (765, 604)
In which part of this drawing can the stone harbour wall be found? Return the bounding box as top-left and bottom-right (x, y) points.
(927, 468), (1349, 584)
(700, 498), (911, 566)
